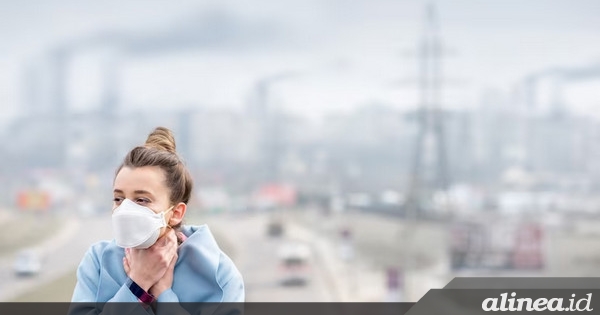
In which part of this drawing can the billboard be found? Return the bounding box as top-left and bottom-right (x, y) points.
(450, 220), (544, 270)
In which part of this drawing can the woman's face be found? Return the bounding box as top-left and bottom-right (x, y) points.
(113, 166), (174, 237)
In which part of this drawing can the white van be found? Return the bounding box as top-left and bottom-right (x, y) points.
(277, 242), (311, 286)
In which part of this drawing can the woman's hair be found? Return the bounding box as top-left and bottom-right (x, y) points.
(115, 127), (193, 208)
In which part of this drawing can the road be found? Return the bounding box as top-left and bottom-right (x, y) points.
(6, 209), (600, 302)
(0, 215), (113, 301)
(0, 212), (344, 302)
(203, 213), (338, 301)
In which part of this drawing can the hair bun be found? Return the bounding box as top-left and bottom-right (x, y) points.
(145, 127), (176, 154)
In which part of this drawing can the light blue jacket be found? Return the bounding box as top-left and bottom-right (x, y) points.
(71, 225), (244, 304)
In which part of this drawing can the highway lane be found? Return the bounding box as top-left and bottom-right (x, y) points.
(0, 212), (346, 302)
(204, 213), (337, 301)
(0, 215), (113, 301)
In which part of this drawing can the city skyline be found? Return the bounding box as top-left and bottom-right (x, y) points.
(0, 0), (599, 127)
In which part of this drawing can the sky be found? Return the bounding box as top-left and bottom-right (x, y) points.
(1, 0), (600, 125)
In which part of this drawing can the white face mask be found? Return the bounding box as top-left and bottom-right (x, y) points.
(111, 198), (174, 249)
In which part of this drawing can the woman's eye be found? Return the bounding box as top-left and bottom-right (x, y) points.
(113, 197), (123, 204)
(135, 198), (150, 205)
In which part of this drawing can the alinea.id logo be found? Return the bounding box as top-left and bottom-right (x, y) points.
(482, 293), (593, 312)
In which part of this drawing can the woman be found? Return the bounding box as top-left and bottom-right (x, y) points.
(71, 127), (244, 311)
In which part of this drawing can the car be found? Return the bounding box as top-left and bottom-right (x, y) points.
(277, 242), (311, 286)
(14, 249), (42, 277)
(267, 220), (284, 237)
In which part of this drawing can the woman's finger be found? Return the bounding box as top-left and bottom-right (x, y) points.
(155, 229), (175, 247)
(123, 257), (130, 275)
(169, 253), (178, 270)
(167, 229), (177, 244)
(176, 232), (186, 243)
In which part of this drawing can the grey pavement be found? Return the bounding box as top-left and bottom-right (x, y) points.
(203, 211), (412, 301)
(0, 210), (444, 302)
(0, 215), (112, 301)
(205, 213), (337, 301)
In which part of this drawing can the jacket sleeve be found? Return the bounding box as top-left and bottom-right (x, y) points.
(215, 257), (245, 315)
(218, 253), (245, 302)
(159, 248), (245, 303)
(155, 290), (193, 315)
(70, 244), (151, 315)
(71, 244), (139, 303)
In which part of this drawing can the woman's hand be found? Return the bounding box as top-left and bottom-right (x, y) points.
(149, 252), (177, 297)
(123, 229), (178, 292)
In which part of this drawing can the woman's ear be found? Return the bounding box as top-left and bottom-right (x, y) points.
(169, 202), (187, 226)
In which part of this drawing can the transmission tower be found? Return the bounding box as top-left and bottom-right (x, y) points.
(405, 3), (450, 218)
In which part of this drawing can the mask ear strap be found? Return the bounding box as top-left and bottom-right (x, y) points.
(164, 205), (176, 228)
